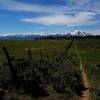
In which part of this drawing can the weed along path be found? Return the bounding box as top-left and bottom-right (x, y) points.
(80, 62), (90, 100)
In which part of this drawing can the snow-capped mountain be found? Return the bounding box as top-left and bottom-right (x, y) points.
(67, 30), (92, 36)
(0, 34), (41, 40)
(0, 31), (94, 39)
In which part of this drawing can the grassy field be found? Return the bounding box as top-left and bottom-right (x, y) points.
(0, 38), (100, 100)
(0, 39), (99, 63)
(0, 40), (70, 61)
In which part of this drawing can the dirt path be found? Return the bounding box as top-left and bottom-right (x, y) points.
(79, 62), (90, 100)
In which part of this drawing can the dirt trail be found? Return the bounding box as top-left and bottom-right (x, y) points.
(80, 62), (90, 100)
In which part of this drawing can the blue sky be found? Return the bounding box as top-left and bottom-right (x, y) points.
(0, 0), (100, 35)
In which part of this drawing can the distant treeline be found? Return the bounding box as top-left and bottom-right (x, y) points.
(35, 35), (100, 40)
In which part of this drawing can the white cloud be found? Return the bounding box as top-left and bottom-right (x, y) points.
(0, 0), (99, 14)
(0, 0), (99, 30)
(0, 0), (66, 13)
(21, 12), (96, 26)
(64, 0), (100, 14)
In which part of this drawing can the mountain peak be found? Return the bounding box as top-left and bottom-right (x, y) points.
(69, 30), (92, 36)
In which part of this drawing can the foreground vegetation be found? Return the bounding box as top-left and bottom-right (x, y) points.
(0, 38), (100, 100)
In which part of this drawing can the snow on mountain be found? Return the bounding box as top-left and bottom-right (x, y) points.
(68, 30), (92, 36)
(0, 31), (93, 40)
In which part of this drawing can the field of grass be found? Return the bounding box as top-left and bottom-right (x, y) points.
(0, 40), (70, 61)
(0, 39), (99, 62)
(0, 38), (100, 100)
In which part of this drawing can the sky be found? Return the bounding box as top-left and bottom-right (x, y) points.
(0, 0), (100, 35)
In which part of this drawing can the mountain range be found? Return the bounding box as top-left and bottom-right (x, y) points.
(0, 31), (94, 40)
(67, 31), (92, 36)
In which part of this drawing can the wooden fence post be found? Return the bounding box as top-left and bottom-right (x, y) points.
(54, 50), (57, 62)
(40, 49), (43, 62)
(27, 48), (33, 62)
(44, 49), (49, 62)
(2, 47), (16, 86)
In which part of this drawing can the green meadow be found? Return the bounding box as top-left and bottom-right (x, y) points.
(0, 40), (70, 60)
